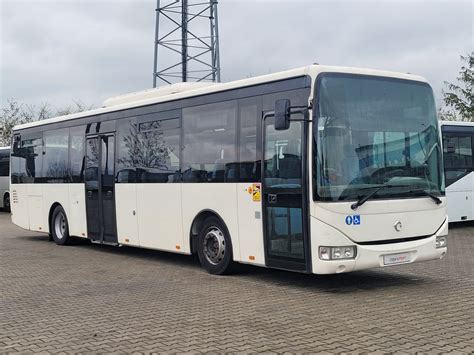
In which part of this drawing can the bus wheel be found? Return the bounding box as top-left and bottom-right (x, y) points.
(197, 216), (234, 275)
(3, 193), (10, 212)
(51, 206), (70, 245)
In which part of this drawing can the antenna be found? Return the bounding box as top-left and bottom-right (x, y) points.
(152, 0), (221, 87)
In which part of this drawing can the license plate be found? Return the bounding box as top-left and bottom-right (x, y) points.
(383, 252), (411, 265)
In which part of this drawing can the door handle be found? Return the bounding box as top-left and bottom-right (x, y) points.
(106, 191), (113, 198)
(87, 191), (93, 198)
(268, 194), (277, 203)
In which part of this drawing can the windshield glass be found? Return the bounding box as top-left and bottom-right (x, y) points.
(315, 74), (444, 201)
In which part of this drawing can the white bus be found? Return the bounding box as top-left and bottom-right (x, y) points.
(441, 120), (474, 222)
(0, 147), (10, 211)
(10, 65), (448, 275)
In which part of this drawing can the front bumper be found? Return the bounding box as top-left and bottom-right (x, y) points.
(311, 217), (448, 274)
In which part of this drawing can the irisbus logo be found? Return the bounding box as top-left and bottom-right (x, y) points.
(345, 215), (361, 226)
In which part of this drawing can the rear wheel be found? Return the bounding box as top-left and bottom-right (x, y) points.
(3, 193), (10, 212)
(51, 206), (70, 245)
(197, 217), (234, 275)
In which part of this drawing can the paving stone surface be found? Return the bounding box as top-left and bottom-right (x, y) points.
(0, 211), (473, 353)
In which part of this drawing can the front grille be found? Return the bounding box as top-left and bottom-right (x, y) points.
(356, 235), (431, 246)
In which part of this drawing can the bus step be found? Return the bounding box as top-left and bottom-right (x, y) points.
(90, 240), (120, 247)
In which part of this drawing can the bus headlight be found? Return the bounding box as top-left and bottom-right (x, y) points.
(436, 236), (448, 248)
(319, 246), (357, 260)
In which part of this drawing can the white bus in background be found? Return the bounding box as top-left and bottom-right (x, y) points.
(441, 121), (474, 222)
(10, 65), (448, 275)
(0, 147), (11, 211)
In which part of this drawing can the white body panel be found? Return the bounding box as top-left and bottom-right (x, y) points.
(115, 184), (139, 245)
(27, 184), (44, 232)
(312, 198), (447, 243)
(10, 185), (29, 229)
(236, 183), (265, 266)
(68, 184), (87, 238)
(445, 172), (474, 222)
(137, 184), (184, 252)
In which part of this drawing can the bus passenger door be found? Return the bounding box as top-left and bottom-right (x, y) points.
(85, 134), (118, 244)
(262, 113), (310, 272)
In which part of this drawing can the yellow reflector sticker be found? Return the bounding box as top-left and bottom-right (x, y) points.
(252, 184), (261, 202)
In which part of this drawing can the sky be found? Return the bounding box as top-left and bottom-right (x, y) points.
(0, 0), (472, 111)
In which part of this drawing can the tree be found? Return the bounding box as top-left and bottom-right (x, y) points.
(0, 99), (93, 147)
(439, 53), (473, 122)
(0, 100), (35, 146)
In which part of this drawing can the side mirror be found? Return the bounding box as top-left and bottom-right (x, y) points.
(274, 99), (291, 131)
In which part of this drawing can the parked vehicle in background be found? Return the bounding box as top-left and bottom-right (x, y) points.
(0, 147), (10, 212)
(9, 64), (447, 275)
(441, 121), (474, 222)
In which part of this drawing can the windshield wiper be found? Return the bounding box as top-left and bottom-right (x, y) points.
(350, 183), (399, 210)
(406, 189), (442, 205)
(350, 184), (443, 210)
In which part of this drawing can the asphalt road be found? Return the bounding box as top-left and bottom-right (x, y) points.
(1, 211), (473, 353)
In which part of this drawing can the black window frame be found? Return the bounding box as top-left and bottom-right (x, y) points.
(11, 76), (312, 185)
(441, 126), (474, 187)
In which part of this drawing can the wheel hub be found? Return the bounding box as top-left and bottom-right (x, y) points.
(203, 228), (225, 265)
(54, 213), (66, 239)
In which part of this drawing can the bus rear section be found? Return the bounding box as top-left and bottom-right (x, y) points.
(0, 147), (10, 211)
(441, 121), (474, 222)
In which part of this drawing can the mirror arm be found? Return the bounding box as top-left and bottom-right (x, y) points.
(288, 107), (313, 123)
(263, 106), (313, 122)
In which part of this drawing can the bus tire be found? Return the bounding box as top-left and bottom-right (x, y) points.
(197, 216), (234, 275)
(51, 205), (70, 246)
(3, 193), (10, 212)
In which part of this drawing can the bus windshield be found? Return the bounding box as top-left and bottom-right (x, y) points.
(315, 74), (444, 202)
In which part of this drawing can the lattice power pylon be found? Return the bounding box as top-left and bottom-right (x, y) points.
(152, 0), (221, 87)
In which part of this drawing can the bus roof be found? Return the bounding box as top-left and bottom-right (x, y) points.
(441, 120), (474, 127)
(14, 64), (428, 131)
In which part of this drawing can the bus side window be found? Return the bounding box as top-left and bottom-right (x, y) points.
(182, 101), (237, 183)
(238, 98), (260, 182)
(19, 136), (43, 183)
(70, 126), (86, 183)
(43, 128), (69, 183)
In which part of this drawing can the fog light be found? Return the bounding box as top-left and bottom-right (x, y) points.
(319, 247), (330, 260)
(332, 248), (342, 259)
(319, 246), (357, 260)
(436, 236), (447, 248)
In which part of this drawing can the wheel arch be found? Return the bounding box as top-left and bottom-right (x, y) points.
(48, 202), (64, 235)
(189, 209), (231, 255)
(2, 191), (9, 210)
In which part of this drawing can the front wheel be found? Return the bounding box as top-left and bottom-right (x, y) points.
(197, 217), (234, 275)
(51, 206), (70, 245)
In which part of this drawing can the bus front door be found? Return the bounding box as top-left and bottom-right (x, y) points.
(262, 113), (310, 272)
(85, 134), (118, 244)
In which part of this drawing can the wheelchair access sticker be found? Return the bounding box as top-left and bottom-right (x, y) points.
(345, 215), (361, 225)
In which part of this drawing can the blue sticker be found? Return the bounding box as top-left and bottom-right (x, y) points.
(353, 215), (361, 225)
(345, 215), (361, 225)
